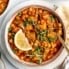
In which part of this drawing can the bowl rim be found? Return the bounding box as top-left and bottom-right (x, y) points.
(4, 0), (68, 68)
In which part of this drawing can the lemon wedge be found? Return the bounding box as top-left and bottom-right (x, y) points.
(14, 30), (32, 51)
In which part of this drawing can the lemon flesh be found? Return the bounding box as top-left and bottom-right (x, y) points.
(14, 30), (32, 51)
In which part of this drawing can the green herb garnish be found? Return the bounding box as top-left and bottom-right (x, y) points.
(48, 36), (57, 42)
(13, 48), (18, 54)
(34, 46), (42, 55)
(36, 57), (42, 64)
(50, 15), (55, 22)
(17, 12), (22, 16)
(23, 19), (29, 26)
(11, 32), (15, 40)
(37, 30), (48, 41)
(23, 17), (35, 27)
(34, 46), (43, 64)
(8, 27), (12, 32)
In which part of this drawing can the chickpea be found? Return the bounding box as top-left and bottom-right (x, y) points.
(29, 16), (34, 20)
(42, 12), (49, 20)
(8, 33), (11, 37)
(53, 23), (58, 28)
(29, 7), (33, 12)
(39, 9), (43, 14)
(9, 39), (13, 44)
(49, 23), (54, 28)
(33, 57), (38, 61)
(58, 30), (62, 35)
(47, 54), (53, 59)
(34, 40), (39, 46)
(43, 54), (47, 60)
(15, 16), (20, 20)
(13, 20), (18, 25)
(13, 27), (19, 32)
(25, 25), (33, 31)
(43, 15), (47, 20)
(40, 20), (45, 24)
(41, 41), (48, 47)
(0, 0), (2, 3)
(26, 31), (36, 41)
(43, 49), (49, 60)
(58, 23), (62, 28)
(39, 24), (46, 30)
(45, 49), (50, 54)
(46, 15), (52, 23)
(28, 11), (31, 15)
(54, 48), (57, 52)
(39, 20), (47, 30)
(0, 3), (5, 12)
(43, 11), (48, 16)
(25, 14), (28, 18)
(21, 15), (25, 20)
(18, 50), (22, 53)
(50, 48), (57, 53)
(18, 20), (23, 24)
(48, 32), (56, 38)
(30, 42), (33, 46)
(25, 58), (30, 62)
(22, 10), (27, 14)
(28, 7), (34, 15)
(51, 42), (57, 48)
(11, 24), (15, 29)
(3, 0), (8, 3)
(56, 40), (61, 46)
(38, 21), (41, 24)
(47, 43), (52, 48)
(20, 56), (24, 60)
(32, 9), (36, 16)
(30, 32), (36, 41)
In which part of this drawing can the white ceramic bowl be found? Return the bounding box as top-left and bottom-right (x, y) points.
(4, 0), (68, 69)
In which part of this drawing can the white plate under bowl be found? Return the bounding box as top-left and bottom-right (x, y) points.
(0, 0), (68, 69)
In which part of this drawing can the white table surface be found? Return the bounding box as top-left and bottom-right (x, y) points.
(0, 0), (69, 69)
